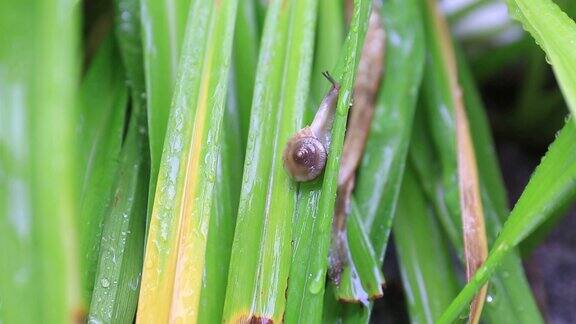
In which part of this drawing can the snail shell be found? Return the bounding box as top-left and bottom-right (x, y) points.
(283, 71), (339, 182)
(283, 127), (327, 182)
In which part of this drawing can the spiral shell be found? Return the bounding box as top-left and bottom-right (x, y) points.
(283, 127), (327, 182)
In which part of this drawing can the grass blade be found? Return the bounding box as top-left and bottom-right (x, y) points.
(424, 1), (490, 320)
(0, 0), (82, 322)
(137, 0), (238, 321)
(393, 166), (459, 324)
(334, 201), (385, 302)
(455, 52), (510, 224)
(88, 97), (149, 323)
(417, 1), (544, 322)
(77, 36), (128, 303)
(516, 0), (576, 252)
(87, 1), (152, 321)
(310, 0), (344, 106)
(422, 0), (514, 320)
(197, 12), (252, 319)
(412, 38), (543, 324)
(410, 108), (543, 323)
(455, 89), (489, 324)
(196, 99), (243, 322)
(439, 118), (576, 322)
(504, 0), (576, 123)
(232, 0), (260, 144)
(141, 0), (191, 208)
(352, 0), (425, 274)
(412, 5), (545, 322)
(332, 6), (386, 300)
(326, 0), (426, 320)
(457, 49), (544, 323)
(222, 0), (318, 321)
(284, 0), (372, 322)
(114, 0), (146, 101)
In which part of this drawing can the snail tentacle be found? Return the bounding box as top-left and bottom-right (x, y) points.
(310, 72), (341, 146)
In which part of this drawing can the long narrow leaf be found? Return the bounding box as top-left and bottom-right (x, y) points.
(87, 1), (152, 321)
(439, 118), (576, 322)
(394, 166), (460, 324)
(196, 20), (252, 321)
(77, 36), (127, 303)
(232, 0), (260, 144)
(354, 0), (425, 272)
(310, 0), (344, 106)
(410, 106), (543, 323)
(190, 8), (259, 318)
(333, 5), (386, 302)
(0, 0), (82, 322)
(412, 3), (545, 320)
(411, 33), (543, 324)
(222, 0), (318, 321)
(141, 0), (191, 208)
(88, 99), (149, 323)
(284, 0), (372, 322)
(423, 1), (490, 320)
(419, 0), (546, 322)
(457, 48), (544, 323)
(137, 0), (238, 321)
(196, 98), (243, 323)
(334, 201), (384, 303)
(504, 0), (576, 122)
(328, 0), (426, 320)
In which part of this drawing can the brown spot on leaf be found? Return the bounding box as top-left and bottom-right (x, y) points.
(73, 308), (87, 324)
(337, 296), (364, 304)
(230, 314), (274, 324)
(246, 315), (274, 324)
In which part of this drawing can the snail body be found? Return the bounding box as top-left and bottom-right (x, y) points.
(283, 72), (340, 182)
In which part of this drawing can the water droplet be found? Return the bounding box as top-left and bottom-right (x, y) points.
(88, 316), (103, 324)
(308, 272), (324, 294)
(458, 313), (469, 320)
(486, 295), (494, 303)
(129, 274), (141, 291)
(206, 169), (216, 183)
(101, 278), (110, 288)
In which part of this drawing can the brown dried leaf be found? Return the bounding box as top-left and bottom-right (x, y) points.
(338, 7), (386, 187)
(456, 91), (489, 324)
(329, 5), (386, 283)
(427, 0), (489, 322)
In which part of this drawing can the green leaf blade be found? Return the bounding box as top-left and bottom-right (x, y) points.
(0, 0), (83, 322)
(223, 0), (318, 321)
(140, 0), (191, 210)
(505, 0), (576, 123)
(77, 36), (128, 304)
(285, 0), (372, 322)
(137, 0), (239, 321)
(439, 119), (576, 322)
(394, 167), (460, 324)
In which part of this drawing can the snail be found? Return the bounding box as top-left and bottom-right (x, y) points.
(283, 71), (340, 181)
